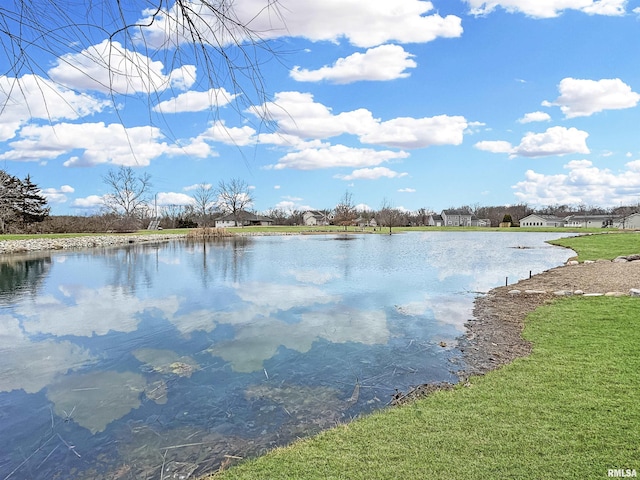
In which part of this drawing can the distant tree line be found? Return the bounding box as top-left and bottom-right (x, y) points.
(0, 170), (50, 233)
(4, 165), (640, 234)
(36, 198), (640, 234)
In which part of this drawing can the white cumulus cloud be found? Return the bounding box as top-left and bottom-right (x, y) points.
(153, 87), (238, 113)
(513, 159), (640, 206)
(0, 122), (211, 166)
(42, 185), (75, 204)
(71, 195), (105, 211)
(335, 167), (408, 180)
(546, 77), (640, 118)
(514, 126), (590, 157)
(157, 192), (194, 206)
(199, 120), (257, 146)
(474, 140), (514, 154)
(137, 0), (462, 49)
(254, 91), (378, 139)
(49, 40), (196, 94)
(476, 126), (589, 158)
(290, 45), (417, 84)
(0, 74), (108, 141)
(518, 111), (551, 123)
(465, 0), (626, 18)
(252, 91), (468, 149)
(361, 115), (468, 149)
(268, 145), (409, 170)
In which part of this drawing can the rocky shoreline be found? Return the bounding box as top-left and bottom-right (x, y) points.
(0, 234), (187, 254)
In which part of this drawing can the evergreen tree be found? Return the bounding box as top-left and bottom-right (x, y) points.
(0, 171), (50, 233)
(17, 175), (50, 227)
(0, 171), (21, 233)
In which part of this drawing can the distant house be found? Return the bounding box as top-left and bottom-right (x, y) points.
(427, 210), (485, 227)
(427, 214), (444, 227)
(613, 213), (640, 229)
(519, 214), (565, 227)
(471, 216), (491, 227)
(441, 209), (473, 227)
(355, 216), (377, 228)
(303, 210), (331, 226)
(563, 214), (616, 228)
(214, 211), (274, 227)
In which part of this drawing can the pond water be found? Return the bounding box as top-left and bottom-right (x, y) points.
(0, 232), (574, 479)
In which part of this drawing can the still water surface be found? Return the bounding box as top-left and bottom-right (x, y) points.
(0, 232), (573, 479)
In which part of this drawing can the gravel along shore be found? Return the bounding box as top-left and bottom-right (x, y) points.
(461, 258), (640, 379)
(394, 257), (640, 404)
(0, 234), (187, 254)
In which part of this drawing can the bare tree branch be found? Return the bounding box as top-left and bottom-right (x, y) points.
(215, 177), (253, 226)
(102, 166), (152, 220)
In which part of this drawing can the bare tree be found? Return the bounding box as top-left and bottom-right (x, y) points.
(333, 191), (357, 231)
(1, 1), (282, 122)
(215, 178), (253, 226)
(191, 182), (217, 226)
(102, 166), (152, 225)
(377, 199), (406, 235)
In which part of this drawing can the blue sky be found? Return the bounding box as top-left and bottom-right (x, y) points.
(1, 0), (640, 215)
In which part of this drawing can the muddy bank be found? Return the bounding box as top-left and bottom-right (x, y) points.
(461, 259), (640, 378)
(392, 259), (640, 405)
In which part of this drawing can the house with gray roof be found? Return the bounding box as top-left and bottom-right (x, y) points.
(563, 214), (615, 228)
(303, 210), (331, 226)
(215, 211), (274, 227)
(613, 213), (640, 229)
(441, 209), (473, 226)
(427, 214), (444, 226)
(519, 214), (566, 227)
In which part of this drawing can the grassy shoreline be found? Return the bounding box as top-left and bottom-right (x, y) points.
(0, 224), (618, 242)
(200, 232), (640, 479)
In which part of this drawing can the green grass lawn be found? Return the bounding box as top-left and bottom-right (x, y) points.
(549, 232), (640, 261)
(204, 233), (640, 480)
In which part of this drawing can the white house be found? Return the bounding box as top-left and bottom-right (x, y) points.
(519, 214), (565, 227)
(303, 210), (331, 226)
(563, 214), (615, 228)
(613, 213), (640, 229)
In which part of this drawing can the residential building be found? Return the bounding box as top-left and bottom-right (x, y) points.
(471, 216), (491, 227)
(355, 216), (377, 227)
(613, 213), (640, 229)
(518, 214), (565, 227)
(214, 211), (274, 227)
(302, 210), (331, 226)
(441, 209), (473, 226)
(427, 214), (443, 226)
(563, 214), (615, 228)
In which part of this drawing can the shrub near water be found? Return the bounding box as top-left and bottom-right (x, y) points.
(210, 297), (640, 480)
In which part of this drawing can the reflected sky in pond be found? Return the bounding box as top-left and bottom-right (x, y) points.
(0, 232), (573, 479)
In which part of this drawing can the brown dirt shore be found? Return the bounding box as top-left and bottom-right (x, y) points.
(461, 260), (640, 376)
(393, 259), (640, 404)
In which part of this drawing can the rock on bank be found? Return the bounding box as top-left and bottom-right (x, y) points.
(0, 234), (187, 254)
